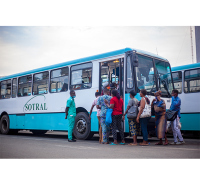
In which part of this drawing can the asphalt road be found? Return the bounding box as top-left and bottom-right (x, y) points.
(0, 131), (199, 159)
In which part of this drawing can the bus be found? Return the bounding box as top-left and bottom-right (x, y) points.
(0, 48), (174, 139)
(171, 63), (200, 133)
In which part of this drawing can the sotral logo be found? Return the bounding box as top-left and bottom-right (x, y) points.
(23, 95), (48, 112)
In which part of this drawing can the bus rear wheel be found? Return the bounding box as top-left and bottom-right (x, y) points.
(73, 112), (94, 140)
(0, 115), (10, 134)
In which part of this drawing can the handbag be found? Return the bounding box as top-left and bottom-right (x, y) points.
(139, 98), (151, 118)
(166, 121), (173, 133)
(127, 99), (138, 119)
(166, 109), (178, 121)
(177, 117), (182, 129)
(105, 108), (113, 126)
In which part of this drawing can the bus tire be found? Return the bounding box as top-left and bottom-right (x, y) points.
(32, 130), (47, 135)
(0, 115), (10, 135)
(74, 112), (93, 140)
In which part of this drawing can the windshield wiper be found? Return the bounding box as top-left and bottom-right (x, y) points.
(161, 79), (171, 97)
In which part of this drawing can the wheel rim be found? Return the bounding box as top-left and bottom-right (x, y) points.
(76, 118), (87, 134)
(2, 119), (8, 132)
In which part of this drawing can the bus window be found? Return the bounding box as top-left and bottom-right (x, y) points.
(50, 67), (69, 93)
(172, 71), (182, 93)
(70, 63), (92, 90)
(33, 71), (49, 95)
(136, 55), (156, 94)
(18, 75), (32, 97)
(184, 68), (200, 93)
(12, 78), (17, 98)
(155, 60), (173, 97)
(0, 80), (11, 99)
(127, 55), (133, 88)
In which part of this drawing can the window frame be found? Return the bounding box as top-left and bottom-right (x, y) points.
(50, 66), (69, 93)
(0, 79), (12, 99)
(172, 71), (182, 94)
(126, 54), (134, 89)
(134, 54), (156, 95)
(18, 74), (32, 97)
(12, 78), (18, 98)
(32, 71), (49, 95)
(70, 62), (93, 91)
(154, 59), (174, 97)
(184, 68), (200, 94)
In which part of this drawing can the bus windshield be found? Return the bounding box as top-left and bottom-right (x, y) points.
(135, 55), (173, 97)
(155, 60), (173, 97)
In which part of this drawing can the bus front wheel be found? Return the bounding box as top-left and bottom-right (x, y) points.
(73, 112), (93, 140)
(0, 115), (10, 134)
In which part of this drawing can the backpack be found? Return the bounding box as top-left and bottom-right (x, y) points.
(127, 99), (138, 119)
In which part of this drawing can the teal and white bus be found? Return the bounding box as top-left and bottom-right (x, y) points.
(172, 63), (200, 133)
(0, 48), (174, 139)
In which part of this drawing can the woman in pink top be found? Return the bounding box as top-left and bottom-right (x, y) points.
(89, 92), (102, 143)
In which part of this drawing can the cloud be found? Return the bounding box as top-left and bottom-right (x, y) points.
(0, 26), (194, 77)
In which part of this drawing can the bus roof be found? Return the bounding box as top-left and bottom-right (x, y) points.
(0, 47), (168, 81)
(172, 63), (200, 72)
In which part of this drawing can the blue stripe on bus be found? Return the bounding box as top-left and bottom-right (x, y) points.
(0, 47), (168, 81)
(9, 112), (99, 132)
(172, 63), (200, 72)
(180, 113), (200, 131)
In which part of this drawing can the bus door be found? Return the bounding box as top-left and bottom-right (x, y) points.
(99, 58), (123, 96)
(99, 58), (124, 131)
(124, 50), (138, 133)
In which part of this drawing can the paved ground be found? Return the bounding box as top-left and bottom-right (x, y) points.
(0, 131), (199, 159)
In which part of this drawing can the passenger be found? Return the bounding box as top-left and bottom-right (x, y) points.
(170, 89), (185, 145)
(101, 82), (110, 95)
(104, 89), (125, 145)
(123, 90), (139, 146)
(97, 88), (112, 144)
(110, 82), (116, 90)
(151, 90), (168, 145)
(89, 92), (102, 143)
(136, 89), (151, 146)
(65, 90), (76, 142)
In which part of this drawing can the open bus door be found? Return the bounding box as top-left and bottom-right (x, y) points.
(99, 58), (123, 96)
(123, 50), (138, 134)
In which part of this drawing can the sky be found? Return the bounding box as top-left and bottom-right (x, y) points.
(0, 26), (195, 77)
(1, 1), (199, 183)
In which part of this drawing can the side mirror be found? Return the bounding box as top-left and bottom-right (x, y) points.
(132, 52), (138, 67)
(126, 50), (138, 67)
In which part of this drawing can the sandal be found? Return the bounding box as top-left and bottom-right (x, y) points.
(163, 142), (169, 145)
(101, 142), (109, 144)
(139, 142), (149, 146)
(110, 142), (117, 145)
(128, 143), (137, 146)
(155, 142), (163, 145)
(119, 142), (125, 145)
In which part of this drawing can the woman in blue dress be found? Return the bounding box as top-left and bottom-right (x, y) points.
(151, 90), (169, 145)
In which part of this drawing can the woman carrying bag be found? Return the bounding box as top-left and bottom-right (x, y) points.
(151, 90), (169, 145)
(105, 89), (125, 145)
(136, 89), (151, 146)
(123, 90), (139, 146)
